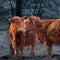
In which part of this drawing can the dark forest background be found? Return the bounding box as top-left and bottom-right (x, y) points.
(0, 0), (60, 31)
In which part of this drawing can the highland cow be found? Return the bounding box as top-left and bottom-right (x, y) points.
(8, 16), (37, 56)
(8, 16), (23, 55)
(28, 16), (60, 58)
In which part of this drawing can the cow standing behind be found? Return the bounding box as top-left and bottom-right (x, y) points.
(8, 16), (37, 56)
(28, 16), (60, 58)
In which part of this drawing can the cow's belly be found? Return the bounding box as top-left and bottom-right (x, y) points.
(24, 40), (35, 46)
(48, 36), (60, 45)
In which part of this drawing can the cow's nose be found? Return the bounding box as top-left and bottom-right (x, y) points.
(17, 27), (21, 31)
(17, 27), (23, 31)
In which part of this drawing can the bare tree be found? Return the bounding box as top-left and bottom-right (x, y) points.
(9, 0), (14, 16)
(16, 0), (28, 17)
(37, 0), (44, 18)
(33, 0), (38, 15)
(16, 0), (23, 16)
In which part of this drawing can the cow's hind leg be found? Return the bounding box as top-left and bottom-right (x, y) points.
(47, 45), (52, 60)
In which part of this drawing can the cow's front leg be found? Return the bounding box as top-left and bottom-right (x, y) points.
(30, 44), (35, 56)
(11, 42), (19, 56)
(14, 47), (19, 56)
(14, 49), (17, 55)
(19, 47), (23, 57)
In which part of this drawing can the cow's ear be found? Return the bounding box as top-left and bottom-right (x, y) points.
(29, 17), (33, 22)
(29, 17), (31, 20)
(8, 18), (14, 23)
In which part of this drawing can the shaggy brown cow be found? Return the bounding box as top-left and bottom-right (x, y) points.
(8, 16), (23, 55)
(8, 16), (37, 56)
(28, 16), (60, 58)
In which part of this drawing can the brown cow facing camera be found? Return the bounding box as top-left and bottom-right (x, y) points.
(8, 16), (23, 55)
(8, 16), (37, 56)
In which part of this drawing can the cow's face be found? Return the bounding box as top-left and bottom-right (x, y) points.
(23, 18), (32, 31)
(29, 16), (41, 31)
(9, 16), (23, 32)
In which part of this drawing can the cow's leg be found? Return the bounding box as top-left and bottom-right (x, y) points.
(14, 47), (19, 56)
(47, 45), (52, 59)
(14, 49), (17, 55)
(19, 47), (23, 57)
(30, 44), (35, 56)
(11, 43), (18, 56)
(44, 35), (52, 59)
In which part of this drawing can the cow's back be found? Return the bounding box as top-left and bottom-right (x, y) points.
(46, 20), (60, 44)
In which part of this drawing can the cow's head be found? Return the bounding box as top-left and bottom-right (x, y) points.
(28, 16), (41, 31)
(8, 16), (24, 32)
(28, 16), (47, 44)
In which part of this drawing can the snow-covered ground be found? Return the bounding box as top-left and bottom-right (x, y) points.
(0, 30), (10, 56)
(0, 31), (60, 60)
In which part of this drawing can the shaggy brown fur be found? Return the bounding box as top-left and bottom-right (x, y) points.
(8, 16), (23, 55)
(28, 16), (60, 58)
(9, 16), (60, 58)
(8, 16), (37, 56)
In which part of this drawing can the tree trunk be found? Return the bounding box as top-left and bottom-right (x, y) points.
(10, 0), (23, 55)
(16, 0), (23, 17)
